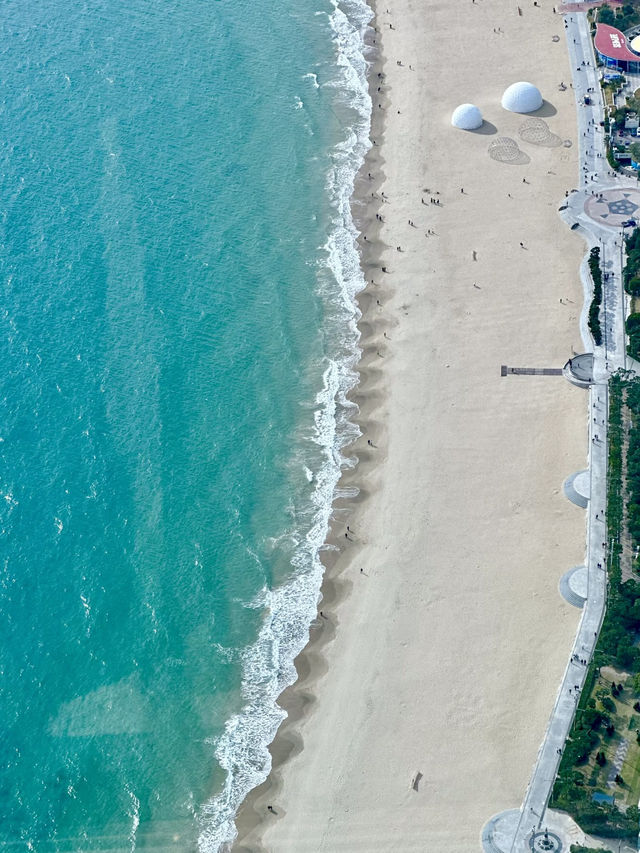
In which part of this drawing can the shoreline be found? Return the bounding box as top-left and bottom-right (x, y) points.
(233, 1), (589, 850)
(230, 5), (388, 847)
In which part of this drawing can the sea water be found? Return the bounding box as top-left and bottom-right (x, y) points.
(0, 0), (371, 849)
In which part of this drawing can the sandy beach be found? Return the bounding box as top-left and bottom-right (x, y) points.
(234, 0), (589, 850)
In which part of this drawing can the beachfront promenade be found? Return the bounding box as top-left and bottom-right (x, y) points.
(483, 8), (638, 853)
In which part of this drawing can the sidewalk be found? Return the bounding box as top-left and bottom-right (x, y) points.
(483, 9), (636, 852)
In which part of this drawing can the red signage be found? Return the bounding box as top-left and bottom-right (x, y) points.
(594, 23), (640, 61)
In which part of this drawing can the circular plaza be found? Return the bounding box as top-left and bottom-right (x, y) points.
(584, 187), (640, 228)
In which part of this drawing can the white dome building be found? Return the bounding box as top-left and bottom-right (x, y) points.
(451, 103), (483, 130)
(501, 82), (543, 114)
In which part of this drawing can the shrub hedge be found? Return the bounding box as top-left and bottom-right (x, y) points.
(588, 246), (603, 346)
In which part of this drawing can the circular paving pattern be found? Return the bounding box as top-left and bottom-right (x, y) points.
(584, 187), (640, 228)
(529, 829), (563, 852)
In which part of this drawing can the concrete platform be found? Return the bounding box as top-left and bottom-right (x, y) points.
(563, 470), (590, 508)
(558, 565), (588, 608)
(563, 353), (594, 388)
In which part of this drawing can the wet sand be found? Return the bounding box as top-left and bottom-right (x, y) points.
(234, 0), (588, 850)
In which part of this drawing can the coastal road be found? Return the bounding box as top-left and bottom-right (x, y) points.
(484, 9), (637, 853)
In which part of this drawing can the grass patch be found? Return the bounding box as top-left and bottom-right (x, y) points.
(570, 846), (614, 853)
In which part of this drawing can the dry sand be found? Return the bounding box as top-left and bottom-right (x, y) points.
(234, 0), (589, 850)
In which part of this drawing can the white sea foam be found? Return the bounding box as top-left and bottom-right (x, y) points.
(80, 593), (91, 619)
(197, 0), (373, 849)
(126, 788), (140, 853)
(303, 71), (320, 89)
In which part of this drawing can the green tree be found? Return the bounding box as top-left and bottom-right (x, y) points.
(598, 4), (617, 25)
(570, 846), (614, 853)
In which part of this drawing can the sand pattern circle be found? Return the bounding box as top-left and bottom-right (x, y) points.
(488, 136), (522, 162)
(518, 117), (562, 147)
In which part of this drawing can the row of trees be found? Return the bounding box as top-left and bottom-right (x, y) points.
(625, 230), (640, 359)
(605, 138), (623, 173)
(589, 246), (603, 345)
(626, 381), (640, 560)
(624, 227), (640, 296)
(550, 378), (640, 837)
(597, 3), (640, 33)
(599, 378), (640, 667)
(627, 312), (640, 360)
(570, 846), (613, 853)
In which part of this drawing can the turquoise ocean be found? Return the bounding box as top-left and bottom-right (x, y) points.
(0, 0), (372, 849)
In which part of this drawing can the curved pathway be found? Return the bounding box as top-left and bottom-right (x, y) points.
(483, 7), (637, 853)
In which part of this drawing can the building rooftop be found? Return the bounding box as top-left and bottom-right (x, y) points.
(594, 23), (639, 62)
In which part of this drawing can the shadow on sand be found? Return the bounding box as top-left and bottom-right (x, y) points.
(493, 151), (531, 165)
(532, 99), (557, 117)
(470, 120), (498, 136)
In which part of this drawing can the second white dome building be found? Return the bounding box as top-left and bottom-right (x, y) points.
(501, 82), (543, 114)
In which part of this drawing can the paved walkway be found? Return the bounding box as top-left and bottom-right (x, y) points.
(585, 188), (640, 228)
(483, 9), (637, 853)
